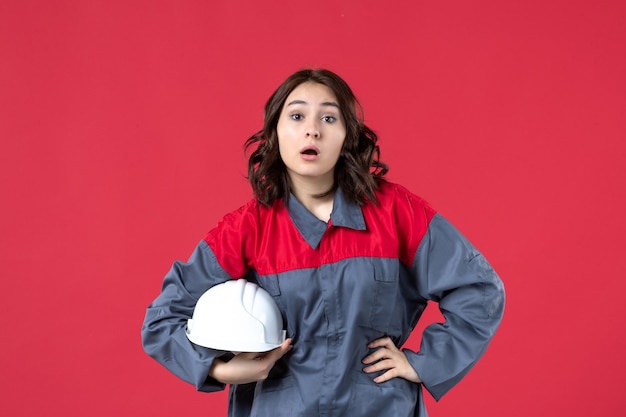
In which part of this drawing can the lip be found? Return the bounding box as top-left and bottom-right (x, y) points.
(299, 145), (320, 161)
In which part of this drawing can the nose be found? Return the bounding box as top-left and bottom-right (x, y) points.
(306, 127), (320, 138)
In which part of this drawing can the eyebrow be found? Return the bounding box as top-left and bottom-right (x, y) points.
(286, 100), (340, 109)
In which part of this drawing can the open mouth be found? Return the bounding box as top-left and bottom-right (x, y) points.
(300, 145), (320, 156)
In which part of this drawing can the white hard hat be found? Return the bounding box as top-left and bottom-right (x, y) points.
(186, 279), (286, 352)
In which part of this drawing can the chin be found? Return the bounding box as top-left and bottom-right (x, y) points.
(288, 167), (334, 181)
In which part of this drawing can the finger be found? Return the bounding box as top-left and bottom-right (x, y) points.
(265, 338), (293, 362)
(372, 368), (400, 384)
(237, 352), (262, 360)
(363, 358), (394, 374)
(367, 336), (395, 350)
(362, 339), (400, 364)
(276, 338), (293, 354)
(362, 347), (390, 365)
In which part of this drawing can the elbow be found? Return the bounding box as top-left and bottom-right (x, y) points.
(485, 272), (505, 322)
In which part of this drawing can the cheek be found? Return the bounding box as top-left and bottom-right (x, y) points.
(276, 134), (292, 160)
(276, 130), (287, 146)
(276, 125), (287, 149)
(277, 122), (295, 141)
(332, 131), (347, 152)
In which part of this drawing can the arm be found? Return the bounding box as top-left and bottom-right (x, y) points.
(142, 220), (292, 390)
(141, 240), (232, 392)
(404, 213), (505, 400)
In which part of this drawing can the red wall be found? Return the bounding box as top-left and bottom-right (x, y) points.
(1, 1), (625, 415)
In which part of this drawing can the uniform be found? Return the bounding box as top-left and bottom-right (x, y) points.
(141, 180), (505, 416)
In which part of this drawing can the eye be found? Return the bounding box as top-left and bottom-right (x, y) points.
(290, 113), (303, 121)
(322, 115), (336, 123)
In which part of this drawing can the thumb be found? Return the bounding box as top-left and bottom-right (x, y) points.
(266, 338), (293, 361)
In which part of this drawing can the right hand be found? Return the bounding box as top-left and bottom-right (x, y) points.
(208, 338), (293, 385)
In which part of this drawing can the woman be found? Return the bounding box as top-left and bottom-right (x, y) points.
(141, 68), (505, 416)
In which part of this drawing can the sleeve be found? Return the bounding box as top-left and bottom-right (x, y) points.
(403, 213), (505, 401)
(141, 240), (233, 392)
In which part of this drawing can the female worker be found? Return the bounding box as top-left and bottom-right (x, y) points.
(141, 68), (505, 416)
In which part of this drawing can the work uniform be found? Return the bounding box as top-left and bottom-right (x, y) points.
(142, 181), (505, 417)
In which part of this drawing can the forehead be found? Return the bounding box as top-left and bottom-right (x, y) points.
(284, 82), (339, 105)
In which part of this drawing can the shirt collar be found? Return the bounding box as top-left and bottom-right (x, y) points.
(285, 187), (366, 249)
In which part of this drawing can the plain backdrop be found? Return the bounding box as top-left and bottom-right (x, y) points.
(1, 0), (625, 416)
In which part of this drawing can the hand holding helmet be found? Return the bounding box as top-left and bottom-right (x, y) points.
(186, 279), (292, 384)
(208, 339), (293, 385)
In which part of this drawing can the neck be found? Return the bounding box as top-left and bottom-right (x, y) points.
(288, 173), (336, 222)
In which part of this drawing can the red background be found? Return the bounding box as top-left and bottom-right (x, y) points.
(1, 1), (625, 415)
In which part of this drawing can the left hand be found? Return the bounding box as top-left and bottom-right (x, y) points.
(362, 336), (422, 384)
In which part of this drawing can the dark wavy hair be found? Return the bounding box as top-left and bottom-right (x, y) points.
(245, 68), (388, 206)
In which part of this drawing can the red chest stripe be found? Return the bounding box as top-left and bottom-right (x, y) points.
(204, 183), (436, 277)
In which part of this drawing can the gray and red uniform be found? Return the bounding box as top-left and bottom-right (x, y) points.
(142, 181), (505, 417)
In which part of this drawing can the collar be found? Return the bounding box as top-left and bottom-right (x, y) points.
(285, 187), (366, 249)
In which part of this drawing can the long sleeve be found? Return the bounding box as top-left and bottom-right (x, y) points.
(403, 213), (505, 401)
(141, 240), (232, 392)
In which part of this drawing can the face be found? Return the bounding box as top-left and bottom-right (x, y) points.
(276, 82), (346, 189)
